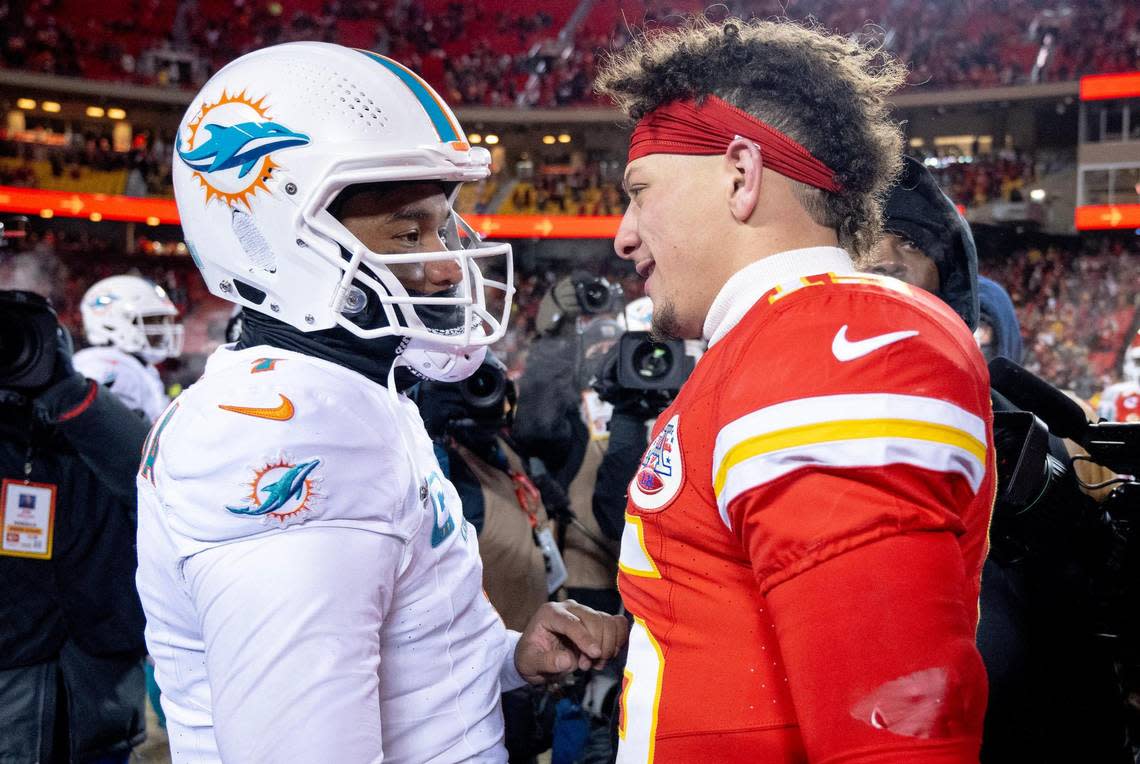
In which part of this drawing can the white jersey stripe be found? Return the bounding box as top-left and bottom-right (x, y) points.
(714, 393), (986, 473)
(715, 436), (986, 530)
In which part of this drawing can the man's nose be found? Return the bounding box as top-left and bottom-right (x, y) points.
(424, 258), (462, 292)
(614, 207), (640, 260)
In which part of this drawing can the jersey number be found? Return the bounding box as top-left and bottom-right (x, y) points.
(616, 515), (664, 763)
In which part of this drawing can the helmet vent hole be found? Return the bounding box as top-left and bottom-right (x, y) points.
(233, 279), (267, 306)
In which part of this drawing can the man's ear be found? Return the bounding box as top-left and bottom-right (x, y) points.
(725, 137), (763, 224)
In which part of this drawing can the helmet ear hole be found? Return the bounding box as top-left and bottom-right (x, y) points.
(232, 209), (277, 274)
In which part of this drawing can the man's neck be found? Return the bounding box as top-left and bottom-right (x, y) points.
(702, 245), (855, 345)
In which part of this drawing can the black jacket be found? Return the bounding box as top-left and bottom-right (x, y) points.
(0, 386), (149, 668)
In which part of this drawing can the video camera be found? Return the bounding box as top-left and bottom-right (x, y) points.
(417, 355), (516, 436)
(0, 290), (60, 391)
(615, 331), (693, 393)
(459, 358), (514, 424)
(573, 277), (623, 316)
(988, 357), (1139, 643)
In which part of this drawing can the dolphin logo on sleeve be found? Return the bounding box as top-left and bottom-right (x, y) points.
(227, 458), (321, 516)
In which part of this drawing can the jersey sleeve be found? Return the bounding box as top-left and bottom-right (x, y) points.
(712, 292), (993, 760)
(73, 348), (148, 416)
(713, 304), (992, 592)
(185, 524), (401, 763)
(150, 362), (418, 556)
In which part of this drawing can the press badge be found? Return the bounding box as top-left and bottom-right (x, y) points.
(1, 479), (56, 559)
(581, 390), (613, 441)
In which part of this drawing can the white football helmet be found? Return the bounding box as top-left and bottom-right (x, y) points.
(80, 275), (184, 364)
(1123, 336), (1140, 385)
(171, 41), (513, 382)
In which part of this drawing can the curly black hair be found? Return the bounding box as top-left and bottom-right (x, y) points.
(596, 16), (905, 257)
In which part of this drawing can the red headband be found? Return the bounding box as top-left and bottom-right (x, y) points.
(628, 95), (843, 193)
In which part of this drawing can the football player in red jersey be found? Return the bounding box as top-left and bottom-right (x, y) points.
(596, 17), (996, 763)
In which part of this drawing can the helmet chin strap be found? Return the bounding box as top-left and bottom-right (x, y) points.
(398, 337), (487, 383)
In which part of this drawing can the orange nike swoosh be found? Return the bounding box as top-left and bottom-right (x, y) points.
(218, 394), (295, 421)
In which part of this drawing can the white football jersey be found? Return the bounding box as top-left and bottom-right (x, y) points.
(73, 345), (169, 422)
(135, 345), (523, 763)
(1098, 380), (1140, 423)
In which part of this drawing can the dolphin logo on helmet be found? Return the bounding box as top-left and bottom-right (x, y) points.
(177, 121), (310, 179)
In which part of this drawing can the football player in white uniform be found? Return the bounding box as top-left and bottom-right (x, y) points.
(136, 42), (626, 764)
(1098, 338), (1140, 422)
(74, 274), (182, 422)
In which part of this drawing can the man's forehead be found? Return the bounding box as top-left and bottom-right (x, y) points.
(623, 156), (654, 183)
(338, 181), (449, 220)
(623, 154), (712, 187)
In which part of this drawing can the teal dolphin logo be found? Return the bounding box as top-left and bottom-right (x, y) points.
(228, 458), (320, 516)
(178, 121), (310, 179)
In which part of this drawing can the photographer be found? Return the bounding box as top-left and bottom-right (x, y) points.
(417, 354), (559, 764)
(417, 354), (554, 632)
(590, 296), (690, 542)
(0, 291), (151, 763)
(864, 157), (1132, 762)
(513, 274), (653, 763)
(513, 273), (626, 615)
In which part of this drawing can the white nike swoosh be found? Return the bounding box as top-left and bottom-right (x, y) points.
(831, 325), (919, 362)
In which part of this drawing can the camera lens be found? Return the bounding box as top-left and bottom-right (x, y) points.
(467, 367), (495, 398)
(583, 283), (607, 310)
(0, 313), (35, 371)
(631, 341), (674, 382)
(461, 364), (506, 410)
(576, 278), (616, 314)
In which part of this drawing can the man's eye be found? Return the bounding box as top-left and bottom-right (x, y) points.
(899, 239), (923, 253)
(398, 231), (420, 245)
(869, 262), (905, 278)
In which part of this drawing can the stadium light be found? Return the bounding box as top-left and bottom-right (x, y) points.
(1029, 188), (1046, 202)
(469, 133), (482, 144)
(0, 185), (623, 237)
(107, 107), (127, 120)
(89, 212), (103, 222)
(16, 98), (36, 110)
(557, 133), (571, 143)
(86, 106), (105, 118)
(485, 134), (500, 145)
(42, 101), (61, 113)
(542, 135), (556, 145)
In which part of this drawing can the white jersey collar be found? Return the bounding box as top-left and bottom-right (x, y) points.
(702, 246), (855, 346)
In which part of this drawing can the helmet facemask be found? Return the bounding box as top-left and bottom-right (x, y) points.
(300, 171), (513, 380)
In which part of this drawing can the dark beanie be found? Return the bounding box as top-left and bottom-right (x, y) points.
(882, 157), (979, 330)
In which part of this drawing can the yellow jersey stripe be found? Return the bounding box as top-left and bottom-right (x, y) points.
(713, 417), (987, 496)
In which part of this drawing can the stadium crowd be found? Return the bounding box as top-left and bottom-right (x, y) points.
(5, 224), (1137, 402)
(4, 0), (1140, 102)
(981, 236), (1140, 400)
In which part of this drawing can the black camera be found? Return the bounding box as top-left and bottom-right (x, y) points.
(574, 277), (623, 315)
(0, 290), (59, 391)
(989, 357), (1140, 643)
(461, 359), (510, 414)
(616, 331), (693, 392)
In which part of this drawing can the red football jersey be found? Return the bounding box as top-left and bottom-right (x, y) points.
(616, 272), (995, 763)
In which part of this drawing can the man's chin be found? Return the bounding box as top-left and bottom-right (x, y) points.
(649, 301), (693, 342)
